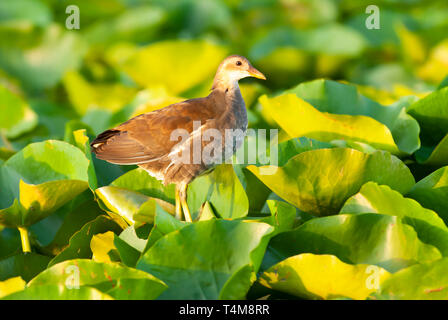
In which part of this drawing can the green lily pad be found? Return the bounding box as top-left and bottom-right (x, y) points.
(372, 258), (448, 300)
(28, 259), (167, 300)
(95, 186), (175, 226)
(0, 140), (90, 228)
(118, 40), (227, 95)
(248, 148), (415, 216)
(0, 84), (37, 139)
(263, 79), (420, 155)
(247, 200), (298, 236)
(110, 167), (175, 204)
(277, 137), (333, 166)
(187, 164), (249, 219)
(0, 24), (87, 91)
(407, 86), (448, 144)
(415, 133), (448, 167)
(113, 226), (148, 267)
(260, 93), (400, 154)
(43, 198), (103, 256)
(1, 285), (113, 300)
(0, 0), (51, 29)
(250, 24), (366, 61)
(259, 253), (391, 300)
(263, 213), (441, 273)
(84, 6), (166, 45)
(341, 182), (448, 256)
(407, 166), (448, 224)
(48, 215), (123, 267)
(137, 219), (273, 299)
(0, 227), (21, 259)
(144, 204), (188, 253)
(0, 253), (50, 282)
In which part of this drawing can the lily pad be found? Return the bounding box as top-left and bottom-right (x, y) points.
(137, 219), (273, 299)
(259, 253), (391, 300)
(110, 167), (175, 204)
(95, 186), (175, 226)
(260, 93), (400, 154)
(119, 40), (227, 95)
(407, 166), (448, 224)
(1, 285), (113, 300)
(407, 86), (448, 144)
(28, 259), (167, 300)
(248, 148), (415, 216)
(373, 258), (448, 300)
(415, 134), (448, 167)
(48, 215), (123, 267)
(187, 164), (249, 219)
(0, 84), (37, 139)
(262, 79), (420, 155)
(262, 213), (441, 273)
(0, 24), (87, 91)
(341, 182), (448, 256)
(0, 252), (50, 282)
(0, 140), (90, 228)
(0, 276), (26, 299)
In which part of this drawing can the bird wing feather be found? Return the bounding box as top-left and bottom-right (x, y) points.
(90, 97), (218, 165)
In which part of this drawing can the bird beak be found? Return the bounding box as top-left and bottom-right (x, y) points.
(247, 65), (266, 80)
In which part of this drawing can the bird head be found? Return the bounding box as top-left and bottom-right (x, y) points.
(213, 55), (266, 89)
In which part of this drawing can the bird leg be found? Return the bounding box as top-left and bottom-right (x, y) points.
(179, 183), (192, 222)
(175, 186), (183, 220)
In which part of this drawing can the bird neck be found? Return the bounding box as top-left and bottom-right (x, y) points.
(210, 77), (247, 131)
(211, 78), (242, 106)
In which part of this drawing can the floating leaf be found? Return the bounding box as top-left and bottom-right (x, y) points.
(407, 86), (448, 144)
(415, 134), (448, 167)
(250, 25), (366, 61)
(137, 219), (273, 299)
(341, 182), (448, 256)
(144, 204), (188, 253)
(90, 231), (120, 263)
(373, 258), (448, 300)
(110, 167), (175, 204)
(407, 166), (448, 224)
(248, 148), (415, 216)
(84, 6), (166, 45)
(113, 226), (147, 267)
(28, 259), (167, 300)
(248, 200), (297, 236)
(260, 93), (400, 154)
(62, 70), (137, 116)
(0, 24), (87, 91)
(0, 140), (90, 228)
(1, 285), (113, 300)
(272, 79), (420, 154)
(48, 215), (122, 267)
(0, 276), (25, 299)
(259, 254), (391, 300)
(43, 198), (103, 256)
(0, 84), (37, 139)
(95, 186), (175, 226)
(119, 40), (227, 95)
(0, 253), (50, 281)
(187, 164), (249, 219)
(263, 213), (441, 273)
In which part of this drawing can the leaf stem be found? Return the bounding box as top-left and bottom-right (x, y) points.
(0, 130), (13, 150)
(18, 227), (31, 253)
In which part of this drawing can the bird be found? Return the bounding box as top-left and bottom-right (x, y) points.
(90, 55), (266, 222)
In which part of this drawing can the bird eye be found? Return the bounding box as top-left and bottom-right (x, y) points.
(236, 61), (242, 66)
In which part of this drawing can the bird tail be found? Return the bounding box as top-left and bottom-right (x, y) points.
(90, 129), (120, 153)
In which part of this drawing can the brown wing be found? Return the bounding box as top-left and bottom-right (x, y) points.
(90, 96), (218, 165)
